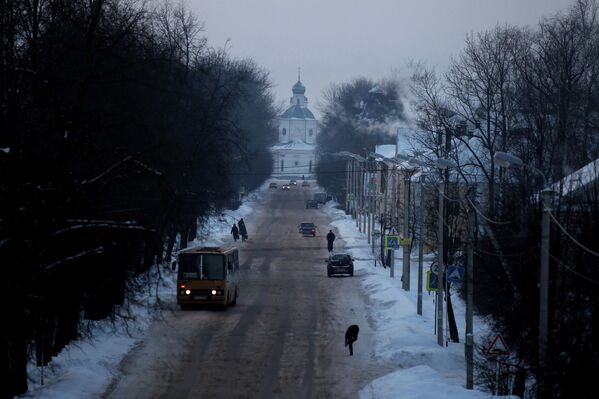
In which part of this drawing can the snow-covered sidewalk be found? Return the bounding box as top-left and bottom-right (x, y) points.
(322, 202), (513, 399)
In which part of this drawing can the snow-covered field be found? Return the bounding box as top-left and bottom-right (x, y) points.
(19, 182), (514, 399)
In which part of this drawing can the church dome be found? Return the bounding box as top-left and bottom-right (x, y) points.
(292, 80), (306, 94)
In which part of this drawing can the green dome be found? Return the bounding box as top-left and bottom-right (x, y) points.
(292, 80), (306, 94)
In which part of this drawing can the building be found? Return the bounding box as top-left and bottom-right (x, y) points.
(270, 76), (318, 178)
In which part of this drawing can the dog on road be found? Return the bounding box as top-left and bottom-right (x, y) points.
(345, 325), (359, 355)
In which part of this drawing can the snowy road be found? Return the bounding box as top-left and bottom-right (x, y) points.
(103, 184), (392, 399)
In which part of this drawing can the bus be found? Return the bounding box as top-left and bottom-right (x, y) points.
(176, 246), (239, 309)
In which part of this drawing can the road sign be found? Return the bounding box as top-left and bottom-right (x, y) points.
(486, 334), (510, 356)
(385, 235), (401, 250)
(430, 261), (439, 275)
(401, 237), (412, 246)
(446, 265), (465, 284)
(426, 270), (438, 292)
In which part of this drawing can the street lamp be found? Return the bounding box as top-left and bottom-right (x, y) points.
(434, 157), (455, 347)
(493, 151), (551, 399)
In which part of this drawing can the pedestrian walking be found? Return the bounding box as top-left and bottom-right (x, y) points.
(231, 224), (239, 241)
(238, 218), (248, 242)
(345, 324), (359, 356)
(326, 230), (335, 252)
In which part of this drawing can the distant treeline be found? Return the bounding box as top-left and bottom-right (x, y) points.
(0, 0), (277, 396)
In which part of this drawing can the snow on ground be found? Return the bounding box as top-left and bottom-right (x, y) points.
(20, 182), (514, 398)
(322, 202), (514, 399)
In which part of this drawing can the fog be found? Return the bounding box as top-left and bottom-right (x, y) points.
(191, 0), (573, 114)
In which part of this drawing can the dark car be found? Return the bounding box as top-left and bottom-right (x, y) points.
(289, 179), (297, 186)
(302, 181), (310, 187)
(314, 192), (327, 204)
(269, 182), (278, 189)
(306, 199), (318, 209)
(326, 253), (354, 277)
(281, 184), (290, 190)
(298, 222), (316, 236)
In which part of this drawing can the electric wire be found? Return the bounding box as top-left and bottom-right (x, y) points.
(546, 210), (599, 259)
(466, 197), (512, 225)
(549, 252), (599, 286)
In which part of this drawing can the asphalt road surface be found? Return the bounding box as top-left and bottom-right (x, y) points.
(103, 182), (392, 399)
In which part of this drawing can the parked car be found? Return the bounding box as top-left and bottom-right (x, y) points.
(302, 181), (309, 187)
(326, 253), (354, 277)
(298, 222), (316, 236)
(281, 184), (290, 190)
(289, 179), (297, 186)
(314, 192), (327, 204)
(269, 182), (278, 189)
(305, 199), (318, 209)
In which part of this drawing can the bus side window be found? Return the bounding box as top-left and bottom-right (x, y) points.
(227, 261), (233, 271)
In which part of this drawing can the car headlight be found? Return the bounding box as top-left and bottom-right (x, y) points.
(185, 289), (191, 295)
(211, 289), (223, 296)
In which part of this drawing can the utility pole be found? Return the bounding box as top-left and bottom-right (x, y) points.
(353, 159), (359, 223)
(362, 162), (367, 234)
(371, 196), (377, 254)
(391, 167), (397, 231)
(417, 173), (426, 315)
(345, 159), (351, 212)
(466, 196), (475, 389)
(539, 189), (553, 399)
(437, 179), (445, 347)
(359, 161), (363, 232)
(402, 176), (411, 290)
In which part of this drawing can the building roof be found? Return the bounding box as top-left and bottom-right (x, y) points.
(281, 105), (316, 120)
(550, 157), (599, 196)
(271, 141), (316, 151)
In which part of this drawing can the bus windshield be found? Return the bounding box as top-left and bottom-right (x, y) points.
(178, 254), (225, 280)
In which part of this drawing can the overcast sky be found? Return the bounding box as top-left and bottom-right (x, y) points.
(190, 0), (574, 115)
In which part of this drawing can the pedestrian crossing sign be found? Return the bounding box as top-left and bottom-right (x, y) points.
(446, 265), (465, 283)
(385, 235), (401, 249)
(426, 270), (438, 292)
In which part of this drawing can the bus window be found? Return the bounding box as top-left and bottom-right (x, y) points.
(178, 254), (225, 280)
(200, 254), (225, 280)
(179, 255), (200, 279)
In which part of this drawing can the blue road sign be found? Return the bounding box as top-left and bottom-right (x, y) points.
(426, 270), (438, 292)
(385, 235), (401, 250)
(446, 265), (465, 283)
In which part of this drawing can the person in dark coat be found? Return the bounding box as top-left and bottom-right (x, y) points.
(231, 224), (239, 241)
(345, 324), (359, 355)
(326, 230), (335, 252)
(238, 218), (248, 242)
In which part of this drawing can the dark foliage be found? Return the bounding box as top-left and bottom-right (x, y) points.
(0, 1), (276, 397)
(316, 77), (406, 202)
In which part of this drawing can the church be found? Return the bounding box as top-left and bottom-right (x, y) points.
(270, 75), (318, 178)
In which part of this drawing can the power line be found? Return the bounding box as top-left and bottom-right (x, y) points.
(547, 210), (599, 259)
(549, 252), (599, 285)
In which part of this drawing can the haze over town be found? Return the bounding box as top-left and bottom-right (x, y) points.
(194, 0), (573, 110)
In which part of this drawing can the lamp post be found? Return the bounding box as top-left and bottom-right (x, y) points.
(433, 157), (456, 347)
(407, 158), (428, 315)
(395, 153), (415, 291)
(493, 151), (551, 399)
